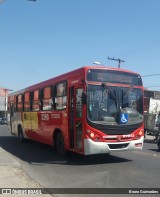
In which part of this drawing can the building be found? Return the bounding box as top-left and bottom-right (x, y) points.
(144, 89), (160, 113)
(0, 88), (8, 117)
(144, 89), (160, 135)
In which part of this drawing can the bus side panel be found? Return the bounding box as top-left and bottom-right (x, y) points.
(40, 111), (69, 147)
(22, 112), (41, 141)
(21, 111), (69, 147)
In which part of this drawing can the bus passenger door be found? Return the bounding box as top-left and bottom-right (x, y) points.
(69, 87), (83, 153)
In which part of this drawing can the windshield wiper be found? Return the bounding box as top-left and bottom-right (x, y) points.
(102, 83), (117, 101)
(123, 86), (133, 97)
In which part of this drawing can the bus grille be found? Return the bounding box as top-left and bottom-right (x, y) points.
(108, 143), (129, 149)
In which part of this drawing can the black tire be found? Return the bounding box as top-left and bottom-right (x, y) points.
(56, 132), (67, 156)
(18, 126), (25, 143)
(157, 141), (160, 151)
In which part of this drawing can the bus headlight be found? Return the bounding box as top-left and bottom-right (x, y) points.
(135, 129), (144, 139)
(139, 129), (144, 136)
(86, 130), (103, 142)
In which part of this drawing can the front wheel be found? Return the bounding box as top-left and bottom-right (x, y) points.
(157, 140), (160, 151)
(56, 132), (67, 156)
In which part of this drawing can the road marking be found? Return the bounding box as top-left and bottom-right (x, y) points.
(31, 161), (67, 165)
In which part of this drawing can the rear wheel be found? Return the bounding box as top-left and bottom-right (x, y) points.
(18, 126), (25, 143)
(56, 132), (67, 156)
(157, 140), (160, 151)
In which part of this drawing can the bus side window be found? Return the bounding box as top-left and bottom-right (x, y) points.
(14, 96), (17, 112)
(8, 96), (16, 117)
(54, 82), (67, 110)
(24, 92), (31, 112)
(10, 102), (14, 118)
(17, 94), (24, 112)
(32, 90), (40, 111)
(42, 87), (53, 111)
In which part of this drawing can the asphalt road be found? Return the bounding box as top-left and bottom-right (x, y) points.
(0, 125), (160, 197)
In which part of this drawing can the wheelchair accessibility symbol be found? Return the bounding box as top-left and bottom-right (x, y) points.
(120, 113), (128, 124)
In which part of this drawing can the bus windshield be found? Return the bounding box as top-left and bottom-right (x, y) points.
(87, 84), (143, 125)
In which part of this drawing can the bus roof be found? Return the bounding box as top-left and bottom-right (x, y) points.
(9, 65), (141, 96)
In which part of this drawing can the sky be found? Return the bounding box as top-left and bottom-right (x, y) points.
(0, 0), (160, 92)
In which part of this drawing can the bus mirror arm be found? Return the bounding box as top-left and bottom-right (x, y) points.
(82, 92), (87, 105)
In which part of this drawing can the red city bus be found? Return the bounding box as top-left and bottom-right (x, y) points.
(8, 66), (144, 155)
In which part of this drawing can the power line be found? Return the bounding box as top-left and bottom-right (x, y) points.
(142, 74), (160, 77)
(116, 40), (160, 57)
(0, 0), (36, 3)
(146, 84), (160, 88)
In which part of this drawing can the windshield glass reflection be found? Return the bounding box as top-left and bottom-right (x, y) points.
(87, 84), (143, 125)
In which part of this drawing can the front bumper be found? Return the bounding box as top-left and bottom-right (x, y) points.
(84, 136), (144, 155)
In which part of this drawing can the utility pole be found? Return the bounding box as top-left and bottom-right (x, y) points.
(4, 89), (13, 117)
(108, 56), (125, 68)
(0, 0), (36, 3)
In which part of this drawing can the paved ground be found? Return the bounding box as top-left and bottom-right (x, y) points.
(0, 146), (52, 197)
(0, 127), (158, 197)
